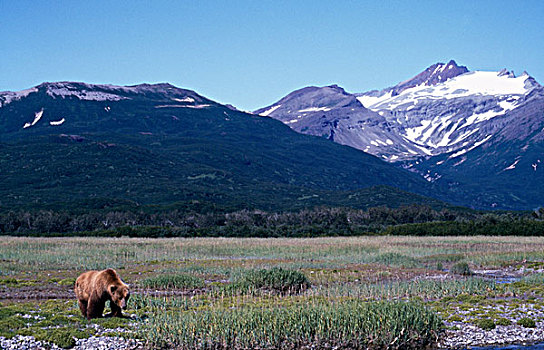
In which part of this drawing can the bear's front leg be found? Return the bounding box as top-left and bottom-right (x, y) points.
(110, 302), (123, 317)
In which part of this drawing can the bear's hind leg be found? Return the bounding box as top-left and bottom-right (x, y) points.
(78, 300), (87, 318)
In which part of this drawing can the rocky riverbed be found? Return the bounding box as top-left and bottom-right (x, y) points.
(437, 296), (544, 349)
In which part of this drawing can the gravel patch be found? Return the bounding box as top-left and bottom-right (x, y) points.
(0, 335), (144, 350)
(438, 300), (544, 348)
(439, 323), (544, 348)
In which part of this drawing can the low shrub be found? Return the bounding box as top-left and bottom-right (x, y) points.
(37, 327), (90, 349)
(58, 278), (76, 286)
(448, 314), (463, 322)
(36, 314), (76, 328)
(0, 316), (26, 334)
(517, 317), (536, 328)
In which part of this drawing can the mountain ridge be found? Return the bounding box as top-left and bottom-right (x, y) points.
(0, 80), (444, 212)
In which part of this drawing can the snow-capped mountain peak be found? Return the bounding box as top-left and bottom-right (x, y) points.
(257, 61), (542, 164)
(356, 67), (540, 160)
(391, 59), (469, 95)
(358, 69), (537, 111)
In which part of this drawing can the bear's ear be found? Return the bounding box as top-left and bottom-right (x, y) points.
(110, 285), (118, 294)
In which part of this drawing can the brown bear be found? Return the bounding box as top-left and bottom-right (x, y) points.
(74, 268), (130, 320)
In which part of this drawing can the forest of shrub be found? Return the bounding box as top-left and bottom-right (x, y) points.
(1, 205), (543, 237)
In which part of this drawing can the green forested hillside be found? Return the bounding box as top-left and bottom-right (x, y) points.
(0, 83), (441, 213)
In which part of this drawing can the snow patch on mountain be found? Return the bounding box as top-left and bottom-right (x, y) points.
(23, 109), (44, 129)
(154, 104), (211, 109)
(449, 135), (492, 158)
(50, 118), (65, 126)
(46, 84), (129, 101)
(172, 97), (195, 103)
(504, 159), (520, 170)
(298, 106), (332, 113)
(259, 105), (282, 116)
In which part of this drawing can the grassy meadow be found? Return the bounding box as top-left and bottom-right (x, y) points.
(2, 236), (544, 348)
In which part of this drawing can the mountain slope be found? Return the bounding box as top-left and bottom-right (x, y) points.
(254, 85), (415, 162)
(411, 88), (544, 209)
(0, 82), (442, 212)
(255, 61), (544, 210)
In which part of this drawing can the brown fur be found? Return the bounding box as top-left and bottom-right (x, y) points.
(74, 268), (130, 320)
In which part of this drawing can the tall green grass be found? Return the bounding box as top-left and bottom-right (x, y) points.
(315, 277), (496, 300)
(141, 299), (442, 349)
(139, 274), (205, 289)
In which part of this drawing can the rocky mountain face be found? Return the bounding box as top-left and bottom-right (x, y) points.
(254, 85), (413, 162)
(365, 59), (469, 97)
(413, 88), (544, 209)
(256, 61), (544, 209)
(0, 81), (440, 212)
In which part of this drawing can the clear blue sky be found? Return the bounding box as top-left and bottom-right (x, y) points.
(1, 0), (543, 111)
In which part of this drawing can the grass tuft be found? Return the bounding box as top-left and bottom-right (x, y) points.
(495, 317), (511, 326)
(450, 262), (472, 276)
(228, 267), (310, 294)
(474, 318), (495, 330)
(517, 317), (536, 328)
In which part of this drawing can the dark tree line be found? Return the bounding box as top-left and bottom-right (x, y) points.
(0, 205), (536, 237)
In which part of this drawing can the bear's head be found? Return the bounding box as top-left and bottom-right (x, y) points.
(109, 284), (130, 309)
